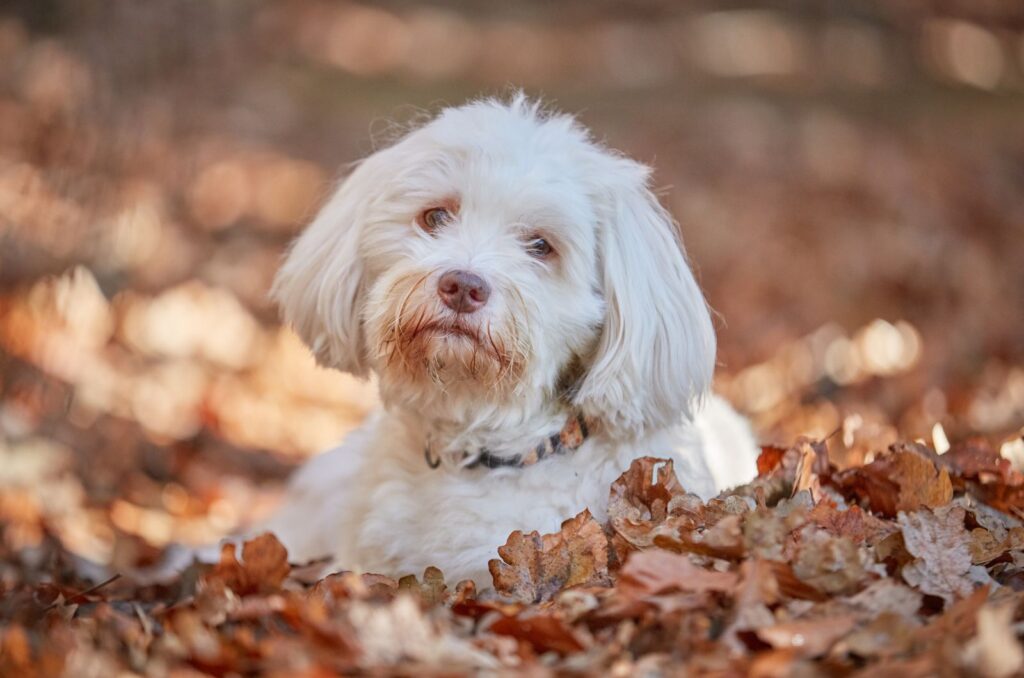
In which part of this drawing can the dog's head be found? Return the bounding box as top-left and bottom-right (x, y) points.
(272, 96), (715, 438)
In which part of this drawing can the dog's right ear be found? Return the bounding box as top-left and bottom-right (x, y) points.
(271, 151), (390, 376)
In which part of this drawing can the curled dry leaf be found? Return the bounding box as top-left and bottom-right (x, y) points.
(833, 446), (953, 518)
(206, 533), (290, 596)
(489, 510), (610, 604)
(607, 457), (697, 551)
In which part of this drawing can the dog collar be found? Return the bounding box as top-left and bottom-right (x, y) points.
(424, 414), (590, 470)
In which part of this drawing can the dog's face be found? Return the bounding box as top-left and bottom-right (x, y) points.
(273, 97), (716, 437)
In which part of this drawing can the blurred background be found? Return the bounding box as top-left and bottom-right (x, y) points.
(0, 0), (1022, 572)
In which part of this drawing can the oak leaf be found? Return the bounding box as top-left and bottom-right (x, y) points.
(489, 510), (610, 604)
(607, 457), (697, 550)
(206, 533), (290, 596)
(898, 506), (991, 606)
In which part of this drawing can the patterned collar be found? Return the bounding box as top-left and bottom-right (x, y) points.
(424, 414), (590, 470)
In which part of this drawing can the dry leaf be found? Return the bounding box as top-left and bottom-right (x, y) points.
(899, 506), (990, 606)
(807, 502), (897, 546)
(489, 510), (610, 604)
(837, 612), (917, 658)
(791, 528), (867, 595)
(618, 549), (738, 598)
(206, 533), (290, 596)
(842, 578), (923, 620)
(487, 609), (587, 655)
(755, 615), (857, 657)
(607, 457), (696, 550)
(961, 603), (1024, 678)
(398, 566), (448, 607)
(833, 447), (953, 518)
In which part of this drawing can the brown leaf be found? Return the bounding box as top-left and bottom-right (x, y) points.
(651, 513), (746, 560)
(941, 439), (1024, 513)
(397, 566), (448, 607)
(791, 443), (823, 503)
(757, 445), (788, 476)
(487, 609), (587, 655)
(607, 457), (695, 550)
(832, 447), (953, 518)
(618, 550), (738, 599)
(837, 612), (917, 659)
(899, 506), (991, 606)
(807, 502), (897, 546)
(941, 438), (1016, 483)
(489, 510), (610, 604)
(842, 579), (923, 620)
(721, 559), (781, 651)
(755, 615), (857, 658)
(969, 528), (1009, 565)
(206, 533), (290, 596)
(961, 603), (1024, 678)
(791, 528), (868, 595)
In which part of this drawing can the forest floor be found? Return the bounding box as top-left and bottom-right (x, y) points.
(2, 2), (1024, 675)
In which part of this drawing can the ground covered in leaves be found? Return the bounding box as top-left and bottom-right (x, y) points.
(2, 2), (1024, 676)
(5, 439), (1024, 675)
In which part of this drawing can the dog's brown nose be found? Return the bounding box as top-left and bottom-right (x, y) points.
(437, 270), (490, 313)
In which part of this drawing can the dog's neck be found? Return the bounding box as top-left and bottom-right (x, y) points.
(382, 385), (572, 464)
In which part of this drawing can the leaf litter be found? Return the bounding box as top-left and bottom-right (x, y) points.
(1, 442), (1024, 675)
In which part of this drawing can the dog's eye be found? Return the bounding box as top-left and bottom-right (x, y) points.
(525, 237), (554, 259)
(417, 207), (452, 233)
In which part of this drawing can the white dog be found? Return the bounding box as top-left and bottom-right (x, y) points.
(261, 95), (758, 586)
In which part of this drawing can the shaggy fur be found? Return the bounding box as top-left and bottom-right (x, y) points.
(262, 96), (758, 586)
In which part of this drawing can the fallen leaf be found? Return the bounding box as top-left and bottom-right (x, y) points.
(398, 566), (448, 607)
(842, 578), (923, 620)
(618, 549), (738, 599)
(807, 502), (897, 546)
(607, 457), (696, 550)
(961, 603), (1024, 678)
(836, 612), (917, 658)
(206, 533), (290, 596)
(833, 447), (953, 518)
(757, 445), (790, 476)
(899, 506), (991, 606)
(755, 615), (857, 658)
(791, 440), (829, 503)
(489, 510), (610, 604)
(487, 608), (587, 655)
(721, 559), (781, 651)
(791, 527), (868, 595)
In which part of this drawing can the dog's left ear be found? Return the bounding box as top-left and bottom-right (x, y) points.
(271, 148), (395, 377)
(573, 158), (716, 438)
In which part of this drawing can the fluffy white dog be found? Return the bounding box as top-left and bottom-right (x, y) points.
(261, 95), (758, 586)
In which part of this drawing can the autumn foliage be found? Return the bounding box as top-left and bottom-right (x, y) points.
(3, 440), (1024, 675)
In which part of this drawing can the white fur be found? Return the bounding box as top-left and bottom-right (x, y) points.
(263, 96), (758, 586)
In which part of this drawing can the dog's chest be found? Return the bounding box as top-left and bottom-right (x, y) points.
(350, 448), (620, 583)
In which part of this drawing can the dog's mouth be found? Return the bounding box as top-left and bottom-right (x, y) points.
(417, 321), (481, 342)
(379, 309), (524, 386)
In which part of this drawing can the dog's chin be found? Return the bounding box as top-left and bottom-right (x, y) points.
(378, 317), (523, 390)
